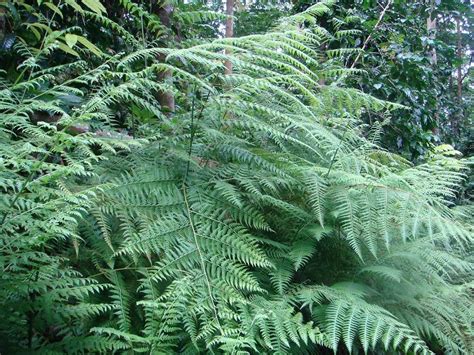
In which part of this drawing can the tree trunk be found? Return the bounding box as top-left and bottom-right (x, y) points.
(0, 0), (6, 41)
(157, 3), (175, 114)
(427, 0), (439, 135)
(427, 1), (437, 65)
(454, 17), (463, 137)
(456, 18), (463, 101)
(224, 0), (234, 75)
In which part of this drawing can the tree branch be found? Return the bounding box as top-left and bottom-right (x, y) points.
(350, 0), (393, 69)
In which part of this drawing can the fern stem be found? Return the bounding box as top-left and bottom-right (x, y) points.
(184, 87), (210, 181)
(181, 85), (222, 333)
(184, 88), (197, 181)
(182, 185), (223, 334)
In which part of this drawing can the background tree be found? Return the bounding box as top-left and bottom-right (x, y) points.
(291, 0), (473, 159)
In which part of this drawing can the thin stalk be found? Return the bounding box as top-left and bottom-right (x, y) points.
(181, 87), (222, 333)
(350, 0), (392, 69)
(182, 184), (223, 333)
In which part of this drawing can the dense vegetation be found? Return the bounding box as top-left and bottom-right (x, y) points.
(0, 0), (472, 354)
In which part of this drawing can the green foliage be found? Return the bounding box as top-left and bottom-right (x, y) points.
(297, 0), (473, 159)
(0, 1), (472, 354)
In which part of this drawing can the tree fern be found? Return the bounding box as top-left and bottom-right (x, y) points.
(0, 0), (472, 353)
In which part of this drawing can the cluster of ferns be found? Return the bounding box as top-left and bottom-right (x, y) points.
(0, 0), (472, 353)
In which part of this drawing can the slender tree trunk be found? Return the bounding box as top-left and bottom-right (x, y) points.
(456, 18), (463, 101)
(454, 17), (463, 137)
(0, 0), (6, 41)
(427, 0), (439, 135)
(224, 0), (234, 75)
(157, 3), (175, 114)
(427, 1), (437, 65)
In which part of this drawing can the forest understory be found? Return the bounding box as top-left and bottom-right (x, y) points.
(0, 0), (472, 354)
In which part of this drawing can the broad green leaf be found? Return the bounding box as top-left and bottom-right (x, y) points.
(58, 41), (80, 57)
(44, 30), (62, 45)
(81, 0), (106, 14)
(29, 27), (41, 40)
(76, 35), (103, 56)
(65, 0), (84, 13)
(65, 34), (78, 48)
(43, 2), (63, 18)
(28, 22), (53, 34)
